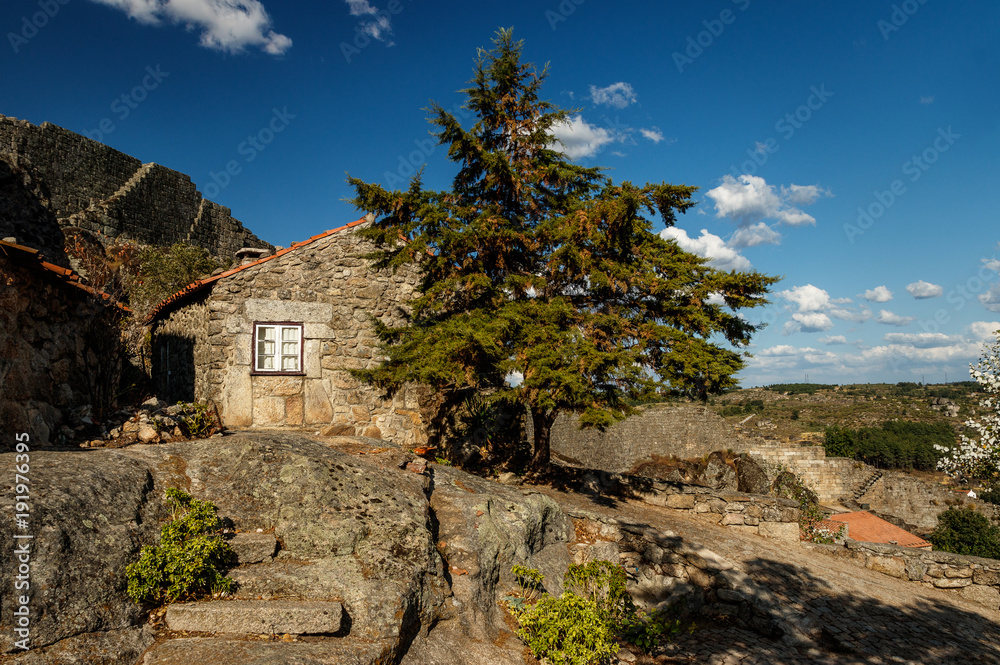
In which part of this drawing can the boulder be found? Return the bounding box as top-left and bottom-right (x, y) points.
(0, 450), (161, 655)
(701, 451), (737, 490)
(735, 454), (770, 495)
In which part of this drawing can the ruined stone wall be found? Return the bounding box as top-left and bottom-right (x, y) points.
(745, 441), (870, 505)
(860, 472), (999, 531)
(549, 403), (755, 473)
(0, 253), (120, 447)
(0, 115), (270, 259)
(818, 540), (1000, 611)
(152, 224), (429, 445)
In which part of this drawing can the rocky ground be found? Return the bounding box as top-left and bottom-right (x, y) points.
(1, 431), (998, 664)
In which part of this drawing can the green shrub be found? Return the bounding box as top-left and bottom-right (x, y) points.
(178, 402), (218, 438)
(508, 562), (687, 663)
(126, 488), (236, 604)
(771, 469), (843, 544)
(563, 560), (634, 630)
(516, 593), (618, 665)
(929, 507), (1000, 559)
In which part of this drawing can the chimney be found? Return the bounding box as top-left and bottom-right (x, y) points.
(235, 247), (270, 266)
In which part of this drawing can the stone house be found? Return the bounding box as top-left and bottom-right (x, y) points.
(0, 238), (125, 448)
(147, 216), (430, 446)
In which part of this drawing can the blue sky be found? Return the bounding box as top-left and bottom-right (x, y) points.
(3, 0), (999, 387)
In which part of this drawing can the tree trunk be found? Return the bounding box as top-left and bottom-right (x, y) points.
(530, 407), (556, 470)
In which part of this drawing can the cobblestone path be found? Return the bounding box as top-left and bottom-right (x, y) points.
(537, 487), (1000, 665)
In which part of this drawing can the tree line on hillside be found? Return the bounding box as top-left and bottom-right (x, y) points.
(822, 421), (955, 470)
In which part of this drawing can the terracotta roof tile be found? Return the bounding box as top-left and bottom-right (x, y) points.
(1, 239), (127, 310)
(829, 511), (931, 549)
(146, 215), (371, 322)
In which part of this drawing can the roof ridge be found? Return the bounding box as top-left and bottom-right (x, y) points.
(1, 239), (127, 310)
(145, 215), (371, 322)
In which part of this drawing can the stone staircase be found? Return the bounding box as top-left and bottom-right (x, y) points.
(141, 531), (373, 665)
(59, 162), (155, 226)
(853, 469), (884, 501)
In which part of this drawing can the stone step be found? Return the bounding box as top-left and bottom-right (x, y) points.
(227, 532), (278, 564)
(142, 637), (387, 665)
(165, 600), (342, 635)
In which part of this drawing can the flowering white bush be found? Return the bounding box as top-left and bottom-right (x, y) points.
(935, 331), (1000, 483)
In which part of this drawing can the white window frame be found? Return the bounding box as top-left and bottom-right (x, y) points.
(252, 322), (304, 374)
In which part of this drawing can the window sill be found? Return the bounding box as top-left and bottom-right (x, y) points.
(250, 371), (306, 377)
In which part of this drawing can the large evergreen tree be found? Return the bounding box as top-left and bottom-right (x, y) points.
(349, 29), (778, 469)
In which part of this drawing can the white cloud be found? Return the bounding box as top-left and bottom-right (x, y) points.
(983, 257), (1000, 273)
(345, 0), (377, 14)
(876, 309), (916, 326)
(589, 82), (637, 109)
(819, 335), (848, 345)
(883, 333), (960, 348)
(781, 184), (833, 206)
(920, 96), (935, 105)
(705, 175), (824, 227)
(550, 116), (615, 159)
(862, 286), (893, 303)
(969, 321), (1000, 341)
(360, 13), (391, 40)
(980, 284), (1000, 312)
(779, 284), (830, 312)
(91, 0), (292, 54)
(906, 280), (943, 299)
(760, 345), (818, 357)
(730, 222), (781, 248)
(639, 127), (664, 143)
(828, 306), (872, 323)
(660, 227), (751, 271)
(789, 312), (834, 333)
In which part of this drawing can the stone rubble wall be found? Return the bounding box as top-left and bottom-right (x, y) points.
(548, 403), (758, 473)
(151, 223), (430, 445)
(566, 469), (802, 543)
(0, 253), (120, 447)
(813, 540), (1000, 611)
(568, 508), (808, 640)
(0, 114), (270, 259)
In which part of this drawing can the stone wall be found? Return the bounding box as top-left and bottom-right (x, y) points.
(861, 472), (999, 531)
(0, 250), (122, 447)
(745, 441), (870, 505)
(151, 222), (430, 445)
(0, 114), (270, 259)
(569, 505), (808, 637)
(549, 403), (755, 473)
(817, 540), (1000, 611)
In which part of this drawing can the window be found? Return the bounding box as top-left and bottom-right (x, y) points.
(253, 322), (303, 374)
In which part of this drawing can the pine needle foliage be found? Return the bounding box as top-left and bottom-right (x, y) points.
(348, 29), (778, 468)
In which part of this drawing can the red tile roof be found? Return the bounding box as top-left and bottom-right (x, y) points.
(0, 239), (127, 310)
(146, 215), (371, 322)
(829, 511), (931, 549)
